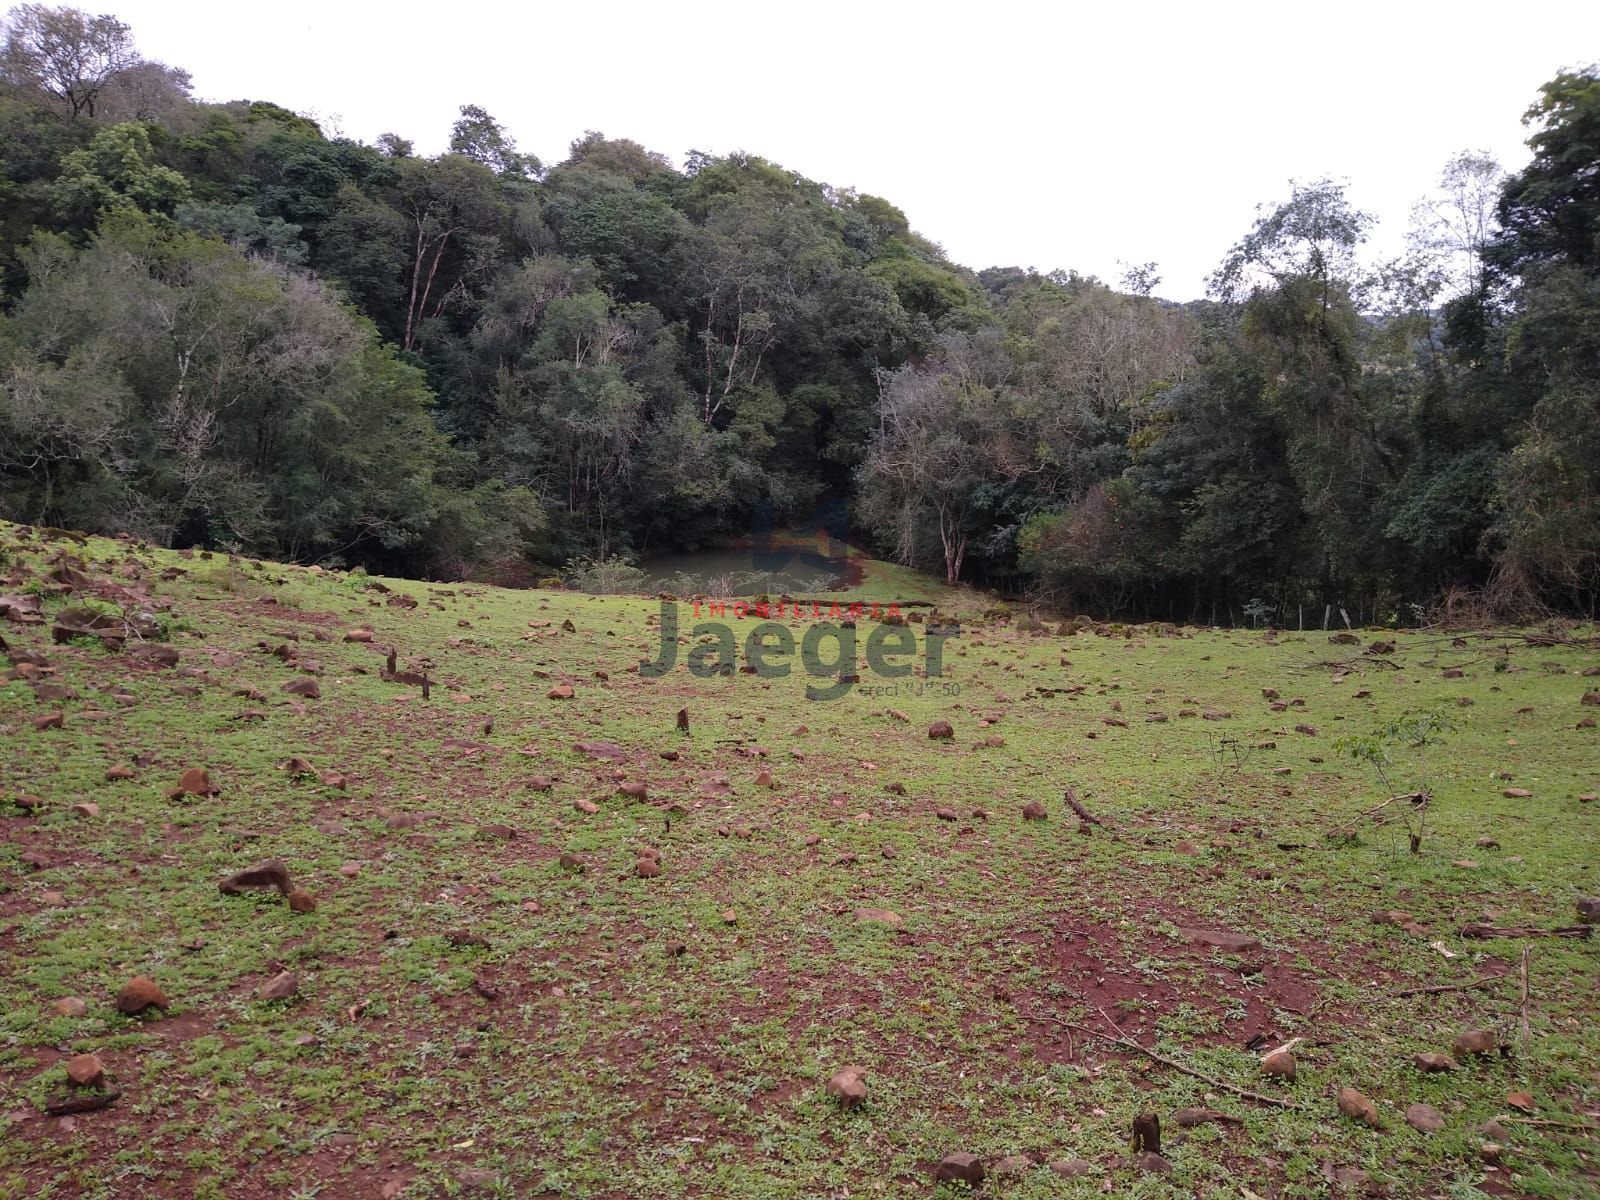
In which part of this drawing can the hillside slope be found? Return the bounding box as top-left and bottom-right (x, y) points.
(1, 522), (1597, 1199)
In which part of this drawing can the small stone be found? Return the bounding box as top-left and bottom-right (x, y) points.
(720, 908), (737, 925)
(1136, 1152), (1172, 1174)
(1413, 1052), (1456, 1073)
(1480, 1118), (1512, 1142)
(50, 997), (88, 1018)
(574, 798), (600, 814)
(115, 976), (167, 1015)
(547, 684), (574, 700)
(287, 890), (316, 913)
(105, 765), (135, 781)
(283, 676), (321, 699)
(1262, 1050), (1296, 1080)
(65, 1054), (104, 1087)
(70, 802), (99, 819)
(257, 971), (298, 1001)
(990, 1154), (1033, 1176)
(826, 1065), (867, 1109)
(385, 813), (419, 830)
(32, 711), (64, 731)
(218, 859), (294, 896)
(1502, 787), (1531, 798)
(1048, 1159), (1095, 1178)
(934, 1153), (984, 1184)
(338, 862), (362, 877)
(935, 806), (958, 821)
(1406, 1102), (1444, 1133)
(1021, 800), (1047, 820)
(1180, 927), (1261, 952)
(854, 907), (902, 926)
(927, 720), (954, 740)
(617, 781), (647, 801)
(168, 767), (218, 798)
(1452, 1028), (1499, 1057)
(1337, 1087), (1382, 1129)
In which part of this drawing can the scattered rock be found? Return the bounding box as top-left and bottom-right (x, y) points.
(257, 971), (298, 1001)
(287, 890), (316, 913)
(219, 859), (293, 896)
(1502, 787), (1532, 798)
(927, 720), (954, 740)
(1337, 1087), (1382, 1129)
(1506, 1090), (1535, 1113)
(1262, 1050), (1296, 1080)
(64, 1054), (104, 1088)
(70, 802), (99, 819)
(50, 997), (88, 1018)
(574, 798), (600, 814)
(104, 765), (135, 781)
(1413, 1052), (1456, 1073)
(1452, 1028), (1499, 1058)
(283, 677), (321, 699)
(1021, 800), (1047, 820)
(990, 1155), (1033, 1176)
(1179, 927), (1261, 952)
(934, 1153), (984, 1185)
(1578, 897), (1599, 924)
(547, 684), (574, 700)
(854, 907), (902, 927)
(1406, 1102), (1444, 1133)
(935, 806), (958, 822)
(168, 767), (218, 799)
(1135, 1152), (1172, 1174)
(826, 1065), (867, 1109)
(617, 780), (647, 801)
(1049, 1159), (1094, 1178)
(114, 976), (167, 1015)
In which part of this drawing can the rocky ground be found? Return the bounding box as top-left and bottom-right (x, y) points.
(1, 521), (1597, 1199)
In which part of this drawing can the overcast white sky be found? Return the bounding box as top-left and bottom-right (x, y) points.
(93, 0), (1600, 299)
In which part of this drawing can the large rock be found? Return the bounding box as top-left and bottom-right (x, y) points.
(826, 1065), (867, 1109)
(115, 976), (167, 1015)
(934, 1153), (984, 1184)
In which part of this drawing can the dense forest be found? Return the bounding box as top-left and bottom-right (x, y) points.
(1, 6), (1597, 622)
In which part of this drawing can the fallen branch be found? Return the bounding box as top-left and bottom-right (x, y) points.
(1498, 1115), (1600, 1130)
(1063, 788), (1103, 828)
(1460, 923), (1592, 941)
(1323, 791), (1428, 843)
(1390, 975), (1500, 998)
(1023, 1011), (1300, 1110)
(1518, 946), (1532, 1062)
(44, 1087), (121, 1116)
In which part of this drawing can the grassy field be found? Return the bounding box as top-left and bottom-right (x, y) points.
(1, 521), (1596, 1200)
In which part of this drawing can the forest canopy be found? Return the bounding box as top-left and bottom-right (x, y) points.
(2, 5), (1597, 621)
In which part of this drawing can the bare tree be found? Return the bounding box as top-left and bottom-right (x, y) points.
(1, 4), (139, 119)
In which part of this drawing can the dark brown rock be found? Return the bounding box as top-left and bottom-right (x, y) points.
(115, 976), (167, 1015)
(934, 1153), (984, 1185)
(219, 859), (294, 896)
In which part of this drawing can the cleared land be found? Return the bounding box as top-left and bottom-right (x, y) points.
(1, 523), (1597, 1199)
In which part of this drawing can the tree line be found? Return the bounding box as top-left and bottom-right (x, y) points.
(1, 5), (1595, 621)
